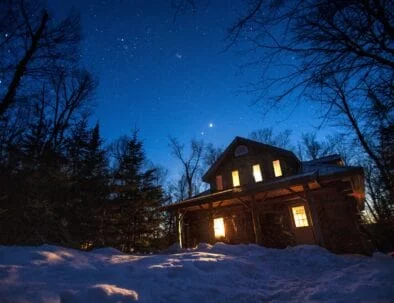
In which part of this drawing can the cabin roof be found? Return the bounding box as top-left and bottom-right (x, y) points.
(202, 136), (300, 182)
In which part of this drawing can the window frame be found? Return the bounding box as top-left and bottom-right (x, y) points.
(213, 217), (226, 239)
(252, 164), (263, 182)
(289, 204), (311, 228)
(273, 159), (283, 177)
(232, 170), (240, 187)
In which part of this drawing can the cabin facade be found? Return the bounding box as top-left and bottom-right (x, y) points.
(162, 137), (370, 254)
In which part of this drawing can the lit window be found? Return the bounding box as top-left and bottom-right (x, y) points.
(232, 170), (240, 187)
(214, 217), (225, 238)
(253, 164), (263, 182)
(273, 160), (282, 177)
(291, 206), (309, 227)
(216, 175), (223, 190)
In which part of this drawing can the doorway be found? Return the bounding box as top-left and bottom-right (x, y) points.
(289, 203), (316, 245)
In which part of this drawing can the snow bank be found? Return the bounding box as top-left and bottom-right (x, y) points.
(0, 243), (393, 302)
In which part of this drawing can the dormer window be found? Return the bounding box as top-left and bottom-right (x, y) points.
(253, 164), (263, 182)
(273, 160), (282, 177)
(216, 175), (223, 191)
(232, 170), (240, 187)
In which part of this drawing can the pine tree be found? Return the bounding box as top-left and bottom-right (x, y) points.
(64, 120), (108, 247)
(109, 132), (164, 252)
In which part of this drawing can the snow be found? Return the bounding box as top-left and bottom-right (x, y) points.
(1, 243), (394, 302)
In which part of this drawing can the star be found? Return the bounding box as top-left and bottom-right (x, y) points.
(209, 123), (214, 128)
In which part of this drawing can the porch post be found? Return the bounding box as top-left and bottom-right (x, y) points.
(303, 185), (325, 246)
(177, 211), (184, 248)
(251, 195), (263, 245)
(208, 202), (215, 244)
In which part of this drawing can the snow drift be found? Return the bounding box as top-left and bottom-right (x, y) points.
(0, 243), (393, 302)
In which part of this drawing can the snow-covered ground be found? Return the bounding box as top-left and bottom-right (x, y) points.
(1, 243), (393, 303)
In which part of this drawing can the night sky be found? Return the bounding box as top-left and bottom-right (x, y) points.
(50, 0), (325, 179)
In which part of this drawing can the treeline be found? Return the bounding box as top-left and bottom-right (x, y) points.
(0, 0), (392, 252)
(0, 1), (172, 252)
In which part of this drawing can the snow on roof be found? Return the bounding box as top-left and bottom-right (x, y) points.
(301, 160), (363, 177)
(0, 243), (393, 302)
(302, 154), (342, 165)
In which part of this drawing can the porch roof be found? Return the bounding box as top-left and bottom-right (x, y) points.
(160, 165), (364, 212)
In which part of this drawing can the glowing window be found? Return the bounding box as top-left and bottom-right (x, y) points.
(214, 217), (225, 238)
(232, 170), (240, 187)
(291, 206), (309, 227)
(273, 160), (282, 177)
(216, 175), (223, 190)
(253, 164), (263, 182)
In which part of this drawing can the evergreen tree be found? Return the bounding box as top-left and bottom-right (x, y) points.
(108, 133), (164, 252)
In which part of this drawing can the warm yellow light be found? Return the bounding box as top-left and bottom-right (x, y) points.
(232, 170), (240, 187)
(292, 206), (309, 227)
(273, 160), (282, 177)
(253, 164), (263, 182)
(214, 217), (225, 238)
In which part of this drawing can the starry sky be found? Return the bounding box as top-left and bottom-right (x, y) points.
(49, 0), (325, 179)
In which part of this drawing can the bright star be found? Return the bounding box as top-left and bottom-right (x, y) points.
(209, 123), (214, 128)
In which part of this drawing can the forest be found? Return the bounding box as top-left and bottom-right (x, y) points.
(0, 0), (392, 253)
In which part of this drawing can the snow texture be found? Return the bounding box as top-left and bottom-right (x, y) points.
(1, 243), (394, 302)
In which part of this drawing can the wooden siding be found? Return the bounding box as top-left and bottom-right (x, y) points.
(208, 145), (299, 191)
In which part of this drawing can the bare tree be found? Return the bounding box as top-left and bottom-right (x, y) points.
(0, 0), (81, 117)
(297, 133), (332, 160)
(224, 0), (393, 209)
(169, 137), (204, 199)
(20, 69), (97, 161)
(203, 143), (223, 169)
(249, 127), (292, 149)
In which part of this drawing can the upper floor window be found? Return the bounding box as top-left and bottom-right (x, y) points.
(232, 170), (240, 187)
(273, 160), (282, 177)
(252, 164), (263, 182)
(216, 175), (223, 191)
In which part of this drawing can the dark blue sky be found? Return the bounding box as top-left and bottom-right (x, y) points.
(50, 0), (325, 178)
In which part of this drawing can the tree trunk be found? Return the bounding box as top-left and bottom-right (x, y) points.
(0, 11), (49, 116)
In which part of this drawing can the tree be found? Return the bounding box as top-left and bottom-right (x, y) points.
(109, 133), (164, 252)
(297, 133), (332, 160)
(0, 0), (81, 117)
(203, 143), (223, 169)
(169, 137), (204, 199)
(224, 0), (393, 212)
(0, 0), (99, 247)
(249, 128), (292, 149)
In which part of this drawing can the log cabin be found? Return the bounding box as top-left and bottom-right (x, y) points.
(162, 137), (371, 254)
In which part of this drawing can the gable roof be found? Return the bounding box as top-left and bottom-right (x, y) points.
(202, 136), (300, 182)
